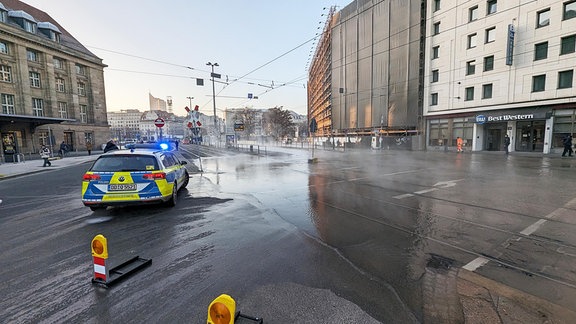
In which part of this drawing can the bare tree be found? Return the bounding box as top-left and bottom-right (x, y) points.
(263, 107), (295, 140)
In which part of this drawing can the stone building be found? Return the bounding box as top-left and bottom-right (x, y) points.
(0, 0), (108, 162)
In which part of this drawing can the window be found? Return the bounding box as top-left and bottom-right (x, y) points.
(27, 49), (38, 62)
(432, 70), (439, 82)
(465, 87), (474, 101)
(433, 22), (440, 35)
(53, 57), (64, 69)
(433, 0), (441, 12)
(466, 61), (476, 75)
(1, 94), (15, 114)
(32, 98), (43, 116)
(558, 70), (574, 89)
(560, 35), (576, 55)
(56, 78), (65, 92)
(29, 72), (41, 88)
(431, 93), (438, 105)
(564, 1), (576, 20)
(482, 84), (493, 99)
(469, 6), (478, 22)
(23, 20), (36, 33)
(0, 41), (7, 54)
(485, 27), (496, 43)
(0, 65), (11, 82)
(537, 9), (550, 27)
(487, 0), (497, 15)
(532, 74), (546, 92)
(432, 46), (440, 59)
(534, 42), (548, 60)
(80, 104), (88, 123)
(77, 82), (86, 96)
(467, 33), (477, 49)
(58, 102), (68, 118)
(75, 64), (86, 75)
(484, 55), (494, 71)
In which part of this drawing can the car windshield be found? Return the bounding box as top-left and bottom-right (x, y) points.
(90, 155), (159, 172)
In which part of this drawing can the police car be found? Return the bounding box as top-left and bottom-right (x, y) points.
(81, 143), (189, 211)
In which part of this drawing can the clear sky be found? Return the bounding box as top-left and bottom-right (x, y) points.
(23, 0), (351, 117)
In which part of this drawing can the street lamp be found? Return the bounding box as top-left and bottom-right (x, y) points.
(186, 96), (194, 108)
(206, 62), (219, 140)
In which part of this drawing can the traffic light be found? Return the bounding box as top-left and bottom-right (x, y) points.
(207, 294), (236, 324)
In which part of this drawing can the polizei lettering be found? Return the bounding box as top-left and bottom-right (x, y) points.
(487, 114), (534, 122)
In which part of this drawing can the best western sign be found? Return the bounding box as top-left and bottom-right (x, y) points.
(474, 110), (548, 124)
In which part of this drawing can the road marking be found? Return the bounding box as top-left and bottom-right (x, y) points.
(393, 193), (414, 199)
(463, 257), (490, 271)
(520, 219), (547, 236)
(464, 197), (576, 272)
(414, 188), (437, 195)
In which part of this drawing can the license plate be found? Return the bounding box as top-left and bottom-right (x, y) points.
(109, 184), (137, 191)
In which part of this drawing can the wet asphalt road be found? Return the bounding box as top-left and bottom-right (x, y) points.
(1, 145), (576, 323)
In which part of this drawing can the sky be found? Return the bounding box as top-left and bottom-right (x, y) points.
(24, 0), (352, 117)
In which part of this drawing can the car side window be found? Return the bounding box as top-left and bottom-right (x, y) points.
(161, 154), (176, 168)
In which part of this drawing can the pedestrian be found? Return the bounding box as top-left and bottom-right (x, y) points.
(103, 139), (119, 153)
(59, 141), (68, 157)
(86, 141), (93, 156)
(456, 137), (463, 153)
(504, 134), (511, 155)
(40, 145), (51, 167)
(562, 134), (573, 157)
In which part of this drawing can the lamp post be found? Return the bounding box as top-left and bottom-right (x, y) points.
(206, 62), (219, 142)
(186, 96), (194, 109)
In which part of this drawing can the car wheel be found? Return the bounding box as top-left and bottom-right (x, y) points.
(89, 206), (106, 212)
(166, 182), (177, 207)
(182, 170), (189, 188)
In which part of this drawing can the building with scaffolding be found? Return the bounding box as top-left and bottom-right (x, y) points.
(308, 0), (425, 149)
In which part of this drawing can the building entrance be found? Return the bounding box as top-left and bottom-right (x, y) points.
(484, 123), (507, 151)
(516, 121), (545, 152)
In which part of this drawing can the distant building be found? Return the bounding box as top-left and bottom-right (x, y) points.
(107, 109), (142, 141)
(0, 0), (109, 161)
(148, 92), (166, 112)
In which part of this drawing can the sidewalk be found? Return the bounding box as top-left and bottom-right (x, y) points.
(0, 152), (100, 180)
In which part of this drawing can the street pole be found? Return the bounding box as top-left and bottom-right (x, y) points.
(186, 96), (194, 109)
(206, 62), (219, 144)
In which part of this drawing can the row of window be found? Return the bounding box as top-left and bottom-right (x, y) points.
(1, 93), (90, 122)
(433, 0), (498, 16)
(0, 64), (88, 95)
(0, 7), (61, 43)
(0, 40), (87, 75)
(535, 35), (576, 60)
(536, 1), (576, 28)
(430, 69), (575, 105)
(434, 0), (576, 23)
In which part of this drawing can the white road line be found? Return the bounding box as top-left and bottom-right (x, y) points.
(520, 219), (548, 236)
(414, 188), (438, 195)
(463, 257), (490, 271)
(393, 193), (414, 199)
(463, 197), (576, 272)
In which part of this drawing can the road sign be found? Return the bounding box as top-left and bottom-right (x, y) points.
(154, 118), (165, 128)
(234, 122), (245, 131)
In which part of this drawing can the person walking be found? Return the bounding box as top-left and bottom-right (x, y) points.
(562, 134), (573, 157)
(40, 145), (51, 167)
(86, 141), (93, 156)
(59, 141), (68, 158)
(456, 137), (463, 153)
(504, 134), (511, 155)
